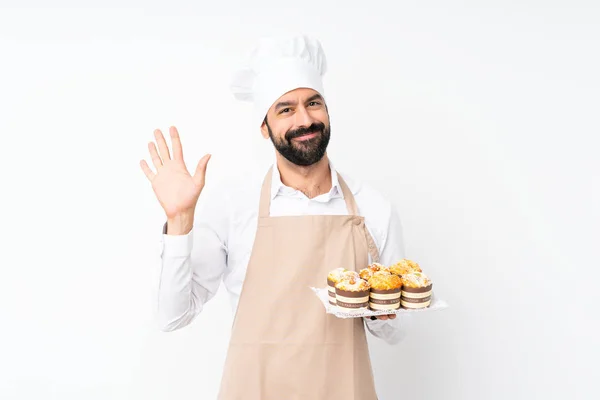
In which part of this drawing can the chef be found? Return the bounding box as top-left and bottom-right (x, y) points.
(140, 35), (411, 399)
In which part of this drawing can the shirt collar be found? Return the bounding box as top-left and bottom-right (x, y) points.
(270, 159), (344, 200)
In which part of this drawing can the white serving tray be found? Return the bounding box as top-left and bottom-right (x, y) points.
(310, 287), (449, 319)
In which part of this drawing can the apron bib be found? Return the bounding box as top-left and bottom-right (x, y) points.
(217, 167), (380, 400)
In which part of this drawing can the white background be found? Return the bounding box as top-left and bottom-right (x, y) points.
(1, 1), (599, 399)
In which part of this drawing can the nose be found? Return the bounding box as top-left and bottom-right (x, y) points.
(294, 105), (313, 128)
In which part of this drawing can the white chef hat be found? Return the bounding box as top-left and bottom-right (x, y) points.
(230, 35), (328, 127)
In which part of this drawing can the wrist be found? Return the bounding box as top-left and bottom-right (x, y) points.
(166, 212), (194, 235)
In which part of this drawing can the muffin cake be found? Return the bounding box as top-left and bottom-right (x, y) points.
(400, 271), (432, 309)
(327, 268), (358, 305)
(335, 276), (370, 311)
(368, 273), (403, 311)
(327, 268), (347, 305)
(359, 263), (391, 281)
(389, 259), (422, 276)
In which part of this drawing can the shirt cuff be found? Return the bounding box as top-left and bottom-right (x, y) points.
(160, 229), (194, 258)
(364, 317), (390, 329)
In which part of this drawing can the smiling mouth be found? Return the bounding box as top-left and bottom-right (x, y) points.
(292, 132), (319, 141)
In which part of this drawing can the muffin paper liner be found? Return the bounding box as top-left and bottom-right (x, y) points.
(310, 287), (449, 319)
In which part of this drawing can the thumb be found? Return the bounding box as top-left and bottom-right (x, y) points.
(192, 154), (211, 187)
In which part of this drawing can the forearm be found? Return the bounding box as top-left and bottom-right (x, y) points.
(157, 215), (228, 331)
(157, 231), (207, 331)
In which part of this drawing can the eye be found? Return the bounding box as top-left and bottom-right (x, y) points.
(279, 108), (291, 114)
(308, 101), (321, 107)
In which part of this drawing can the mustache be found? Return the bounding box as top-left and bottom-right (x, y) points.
(285, 122), (326, 141)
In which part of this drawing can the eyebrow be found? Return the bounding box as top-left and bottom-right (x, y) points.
(274, 94), (324, 111)
(306, 94), (324, 103)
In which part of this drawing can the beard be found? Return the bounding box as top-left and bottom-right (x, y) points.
(267, 121), (331, 166)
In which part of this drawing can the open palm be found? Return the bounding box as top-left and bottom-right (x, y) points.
(140, 126), (211, 219)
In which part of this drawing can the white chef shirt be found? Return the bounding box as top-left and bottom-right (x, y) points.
(157, 160), (411, 345)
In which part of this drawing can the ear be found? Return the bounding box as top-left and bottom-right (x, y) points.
(260, 120), (270, 139)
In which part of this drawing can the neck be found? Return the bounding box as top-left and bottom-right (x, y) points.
(275, 154), (332, 199)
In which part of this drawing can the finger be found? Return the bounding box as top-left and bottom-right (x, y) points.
(139, 160), (155, 181)
(148, 142), (163, 170)
(154, 129), (171, 162)
(169, 126), (183, 162)
(192, 154), (211, 187)
(388, 314), (397, 319)
(377, 315), (389, 320)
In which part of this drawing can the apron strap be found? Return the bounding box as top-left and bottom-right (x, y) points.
(338, 173), (381, 264)
(336, 173), (358, 216)
(257, 165), (381, 263)
(365, 227), (381, 264)
(258, 166), (274, 218)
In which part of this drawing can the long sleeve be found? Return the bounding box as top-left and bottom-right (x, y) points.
(363, 203), (413, 345)
(156, 189), (229, 332)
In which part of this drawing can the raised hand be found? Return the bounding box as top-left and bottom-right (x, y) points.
(140, 126), (210, 233)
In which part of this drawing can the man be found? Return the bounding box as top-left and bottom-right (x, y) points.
(140, 35), (411, 400)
